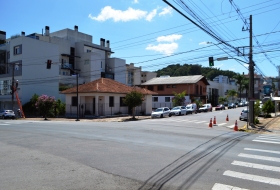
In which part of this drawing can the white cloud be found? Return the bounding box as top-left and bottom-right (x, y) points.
(159, 6), (173, 16)
(199, 41), (209, 45)
(132, 0), (139, 3)
(88, 6), (147, 22)
(157, 34), (182, 42)
(146, 43), (178, 55)
(146, 9), (157, 21)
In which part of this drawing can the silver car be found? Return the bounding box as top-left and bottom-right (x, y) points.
(151, 107), (171, 118)
(170, 106), (187, 116)
(239, 109), (248, 121)
(0, 110), (16, 119)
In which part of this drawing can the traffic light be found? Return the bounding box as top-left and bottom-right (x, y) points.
(47, 60), (52, 69)
(209, 57), (214, 66)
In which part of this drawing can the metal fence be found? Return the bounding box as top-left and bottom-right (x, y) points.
(65, 102), (147, 118)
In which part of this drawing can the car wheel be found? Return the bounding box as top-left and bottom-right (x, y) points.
(179, 112), (181, 116)
(12, 116), (15, 119)
(169, 113), (172, 117)
(160, 114), (163, 118)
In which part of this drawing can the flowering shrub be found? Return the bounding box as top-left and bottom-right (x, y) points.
(35, 94), (56, 120)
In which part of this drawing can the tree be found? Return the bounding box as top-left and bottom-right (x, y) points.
(234, 74), (245, 102)
(262, 99), (275, 117)
(254, 100), (261, 124)
(218, 97), (227, 105)
(123, 90), (144, 119)
(35, 94), (56, 120)
(243, 78), (249, 101)
(172, 91), (186, 107)
(226, 89), (237, 103)
(55, 99), (66, 116)
(22, 94), (39, 116)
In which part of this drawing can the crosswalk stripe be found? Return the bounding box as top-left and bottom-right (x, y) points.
(223, 170), (280, 186)
(253, 139), (280, 144)
(244, 148), (280, 155)
(218, 123), (227, 126)
(212, 183), (249, 190)
(0, 124), (9, 125)
(227, 125), (234, 129)
(259, 135), (280, 138)
(232, 160), (280, 172)
(238, 153), (280, 162)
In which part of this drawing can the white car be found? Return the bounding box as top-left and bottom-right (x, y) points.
(186, 104), (197, 114)
(170, 106), (187, 116)
(239, 109), (248, 121)
(151, 107), (171, 118)
(0, 110), (16, 119)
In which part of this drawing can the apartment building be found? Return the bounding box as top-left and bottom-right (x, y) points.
(0, 26), (148, 111)
(126, 63), (157, 86)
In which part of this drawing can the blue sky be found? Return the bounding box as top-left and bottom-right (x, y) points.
(1, 0), (280, 77)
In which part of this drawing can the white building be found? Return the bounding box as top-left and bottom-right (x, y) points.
(0, 26), (153, 112)
(126, 63), (157, 86)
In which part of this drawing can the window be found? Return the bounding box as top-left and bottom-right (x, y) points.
(141, 80), (143, 83)
(14, 45), (22, 55)
(165, 97), (170, 102)
(153, 97), (158, 102)
(71, 96), (78, 106)
(120, 97), (126, 107)
(109, 96), (114, 107)
(84, 60), (90, 65)
(158, 85), (164, 91)
(147, 86), (153, 91)
(166, 85), (171, 88)
(7, 51), (10, 59)
(87, 49), (91, 52)
(172, 85), (176, 88)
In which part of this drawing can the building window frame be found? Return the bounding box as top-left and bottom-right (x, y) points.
(71, 96), (78, 106)
(157, 85), (164, 91)
(14, 45), (22, 55)
(109, 96), (114, 107)
(153, 97), (158, 102)
(120, 97), (126, 107)
(165, 97), (170, 102)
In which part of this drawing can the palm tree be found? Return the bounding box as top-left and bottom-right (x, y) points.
(234, 74), (245, 102)
(227, 89), (238, 103)
(218, 96), (227, 105)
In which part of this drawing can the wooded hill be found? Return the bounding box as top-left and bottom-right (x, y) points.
(155, 64), (237, 80)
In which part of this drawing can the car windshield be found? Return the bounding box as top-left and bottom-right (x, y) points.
(172, 107), (180, 110)
(186, 106), (191, 109)
(155, 108), (163, 112)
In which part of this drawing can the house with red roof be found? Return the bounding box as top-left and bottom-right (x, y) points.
(61, 78), (157, 117)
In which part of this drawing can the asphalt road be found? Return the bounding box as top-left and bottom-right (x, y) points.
(0, 107), (279, 190)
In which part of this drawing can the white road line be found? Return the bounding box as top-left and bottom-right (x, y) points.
(259, 135), (280, 138)
(232, 160), (280, 172)
(238, 153), (280, 162)
(218, 123), (227, 126)
(256, 137), (280, 141)
(195, 121), (207, 123)
(227, 125), (234, 129)
(223, 170), (280, 186)
(253, 140), (280, 144)
(244, 148), (280, 155)
(0, 124), (9, 125)
(212, 183), (249, 190)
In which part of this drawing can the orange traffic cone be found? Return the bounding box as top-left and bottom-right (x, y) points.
(209, 118), (213, 128)
(234, 120), (238, 131)
(213, 116), (217, 125)
(226, 114), (229, 121)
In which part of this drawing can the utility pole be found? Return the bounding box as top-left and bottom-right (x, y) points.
(11, 64), (15, 112)
(248, 15), (254, 127)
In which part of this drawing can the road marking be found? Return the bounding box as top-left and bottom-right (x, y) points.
(223, 170), (280, 186)
(259, 135), (280, 138)
(226, 125), (234, 129)
(212, 183), (249, 190)
(218, 123), (227, 126)
(238, 153), (280, 162)
(232, 160), (280, 172)
(195, 121), (207, 123)
(0, 124), (9, 125)
(256, 137), (280, 141)
(244, 148), (280, 155)
(253, 140), (280, 144)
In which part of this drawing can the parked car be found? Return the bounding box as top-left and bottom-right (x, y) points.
(238, 102), (244, 107)
(215, 104), (225, 111)
(185, 103), (197, 114)
(239, 109), (249, 121)
(199, 104), (212, 112)
(0, 110), (16, 119)
(244, 101), (248, 106)
(170, 106), (187, 116)
(228, 103), (236, 109)
(151, 107), (171, 118)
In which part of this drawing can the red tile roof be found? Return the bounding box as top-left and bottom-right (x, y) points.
(61, 78), (157, 95)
